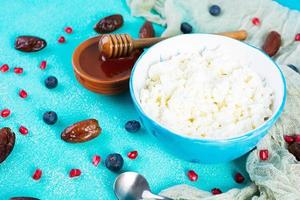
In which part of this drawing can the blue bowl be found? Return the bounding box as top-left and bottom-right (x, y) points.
(130, 34), (286, 163)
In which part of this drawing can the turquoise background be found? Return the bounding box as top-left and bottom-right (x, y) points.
(0, 0), (298, 199)
(276, 0), (300, 10)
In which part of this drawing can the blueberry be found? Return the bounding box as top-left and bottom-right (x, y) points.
(287, 64), (299, 73)
(180, 22), (193, 34)
(105, 153), (124, 172)
(43, 111), (58, 125)
(45, 76), (58, 89)
(209, 5), (221, 16)
(125, 120), (141, 133)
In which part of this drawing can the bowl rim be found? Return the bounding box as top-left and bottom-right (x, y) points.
(130, 33), (287, 143)
(72, 35), (131, 84)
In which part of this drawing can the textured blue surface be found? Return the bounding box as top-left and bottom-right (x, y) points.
(276, 0), (300, 10)
(0, 0), (297, 199)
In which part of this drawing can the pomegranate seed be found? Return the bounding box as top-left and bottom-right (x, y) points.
(295, 33), (300, 41)
(65, 27), (73, 34)
(127, 150), (138, 160)
(294, 135), (300, 143)
(92, 155), (101, 166)
(1, 109), (11, 118)
(283, 135), (294, 144)
(19, 89), (28, 98)
(187, 170), (198, 182)
(58, 36), (66, 43)
(19, 126), (29, 135)
(14, 67), (23, 74)
(69, 169), (81, 178)
(252, 17), (261, 26)
(234, 172), (245, 183)
(0, 64), (9, 72)
(32, 169), (42, 180)
(211, 188), (222, 195)
(40, 60), (47, 70)
(259, 149), (269, 161)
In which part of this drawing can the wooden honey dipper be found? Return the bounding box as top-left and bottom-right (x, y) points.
(98, 30), (248, 59)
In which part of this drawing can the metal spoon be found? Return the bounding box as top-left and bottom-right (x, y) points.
(113, 172), (173, 200)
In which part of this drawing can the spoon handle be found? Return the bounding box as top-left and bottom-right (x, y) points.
(99, 30), (248, 59)
(217, 30), (248, 41)
(142, 190), (174, 200)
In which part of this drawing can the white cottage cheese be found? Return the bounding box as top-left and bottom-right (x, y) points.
(140, 48), (274, 139)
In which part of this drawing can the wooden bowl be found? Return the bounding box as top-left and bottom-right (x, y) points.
(72, 36), (134, 95)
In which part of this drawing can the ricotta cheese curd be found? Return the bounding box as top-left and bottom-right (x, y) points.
(139, 48), (274, 139)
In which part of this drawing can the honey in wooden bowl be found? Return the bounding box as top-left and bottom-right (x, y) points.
(72, 36), (142, 95)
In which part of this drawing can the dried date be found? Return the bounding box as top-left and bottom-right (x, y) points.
(139, 21), (155, 38)
(15, 36), (47, 52)
(0, 127), (15, 163)
(288, 142), (300, 161)
(61, 119), (101, 143)
(94, 14), (124, 33)
(262, 31), (281, 57)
